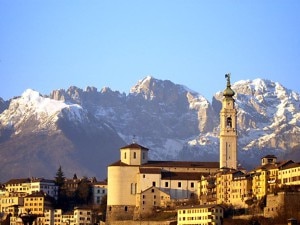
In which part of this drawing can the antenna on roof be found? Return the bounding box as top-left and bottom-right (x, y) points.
(132, 135), (136, 143)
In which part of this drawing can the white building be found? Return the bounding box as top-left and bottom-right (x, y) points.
(92, 181), (107, 205)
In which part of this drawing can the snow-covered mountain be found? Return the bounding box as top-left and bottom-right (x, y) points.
(0, 76), (299, 181)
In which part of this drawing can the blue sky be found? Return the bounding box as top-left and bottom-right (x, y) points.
(1, 1), (299, 101)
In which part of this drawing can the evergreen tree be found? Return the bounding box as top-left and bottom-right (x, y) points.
(55, 166), (65, 187)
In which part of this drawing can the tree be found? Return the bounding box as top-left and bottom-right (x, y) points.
(75, 176), (93, 205)
(54, 166), (68, 210)
(54, 166), (65, 187)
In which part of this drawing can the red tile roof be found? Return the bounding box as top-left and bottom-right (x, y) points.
(120, 143), (149, 150)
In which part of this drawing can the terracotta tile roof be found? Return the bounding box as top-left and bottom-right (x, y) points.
(139, 168), (162, 174)
(93, 181), (107, 185)
(279, 162), (300, 170)
(108, 160), (132, 167)
(178, 204), (224, 210)
(261, 155), (277, 159)
(141, 186), (170, 195)
(120, 143), (149, 150)
(143, 160), (219, 168)
(5, 178), (31, 185)
(161, 171), (206, 180)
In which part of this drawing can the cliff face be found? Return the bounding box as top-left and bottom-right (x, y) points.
(0, 76), (299, 181)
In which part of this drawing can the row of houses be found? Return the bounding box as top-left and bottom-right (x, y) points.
(0, 177), (107, 225)
(200, 155), (300, 208)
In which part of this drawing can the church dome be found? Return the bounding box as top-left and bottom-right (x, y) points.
(223, 86), (235, 97)
(223, 74), (235, 97)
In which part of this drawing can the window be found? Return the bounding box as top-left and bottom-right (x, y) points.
(124, 206), (128, 212)
(165, 182), (169, 187)
(178, 182), (181, 188)
(124, 152), (126, 159)
(133, 152), (136, 159)
(152, 182), (156, 187)
(191, 182), (194, 188)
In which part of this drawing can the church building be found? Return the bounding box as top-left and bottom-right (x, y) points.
(106, 75), (238, 223)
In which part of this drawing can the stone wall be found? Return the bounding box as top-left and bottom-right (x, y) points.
(264, 192), (300, 218)
(106, 205), (135, 224)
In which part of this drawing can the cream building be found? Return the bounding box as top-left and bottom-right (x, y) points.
(177, 204), (224, 225)
(73, 207), (92, 225)
(137, 186), (171, 216)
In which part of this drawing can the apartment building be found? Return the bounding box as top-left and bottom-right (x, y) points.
(177, 204), (224, 225)
(23, 191), (54, 215)
(199, 175), (217, 205)
(216, 169), (252, 208)
(30, 178), (58, 200)
(278, 162), (300, 187)
(73, 207), (92, 225)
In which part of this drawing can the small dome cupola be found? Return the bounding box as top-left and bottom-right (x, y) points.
(223, 73), (235, 97)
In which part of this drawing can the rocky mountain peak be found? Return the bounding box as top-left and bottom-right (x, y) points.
(0, 77), (300, 181)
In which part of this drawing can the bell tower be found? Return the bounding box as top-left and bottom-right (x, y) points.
(219, 73), (238, 169)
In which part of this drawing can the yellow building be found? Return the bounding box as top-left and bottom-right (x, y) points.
(216, 169), (252, 208)
(4, 178), (31, 194)
(199, 175), (217, 205)
(0, 194), (24, 213)
(23, 191), (53, 215)
(177, 204), (224, 225)
(278, 162), (300, 187)
(250, 155), (294, 199)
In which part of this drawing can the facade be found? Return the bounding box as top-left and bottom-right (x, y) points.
(216, 169), (252, 208)
(199, 175), (217, 205)
(177, 204), (224, 225)
(278, 162), (300, 187)
(250, 155), (295, 199)
(30, 178), (58, 200)
(219, 74), (238, 170)
(4, 178), (31, 194)
(92, 181), (107, 205)
(23, 191), (53, 215)
(137, 186), (170, 216)
(73, 207), (92, 225)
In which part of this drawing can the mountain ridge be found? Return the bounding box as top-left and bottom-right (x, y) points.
(0, 76), (299, 182)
